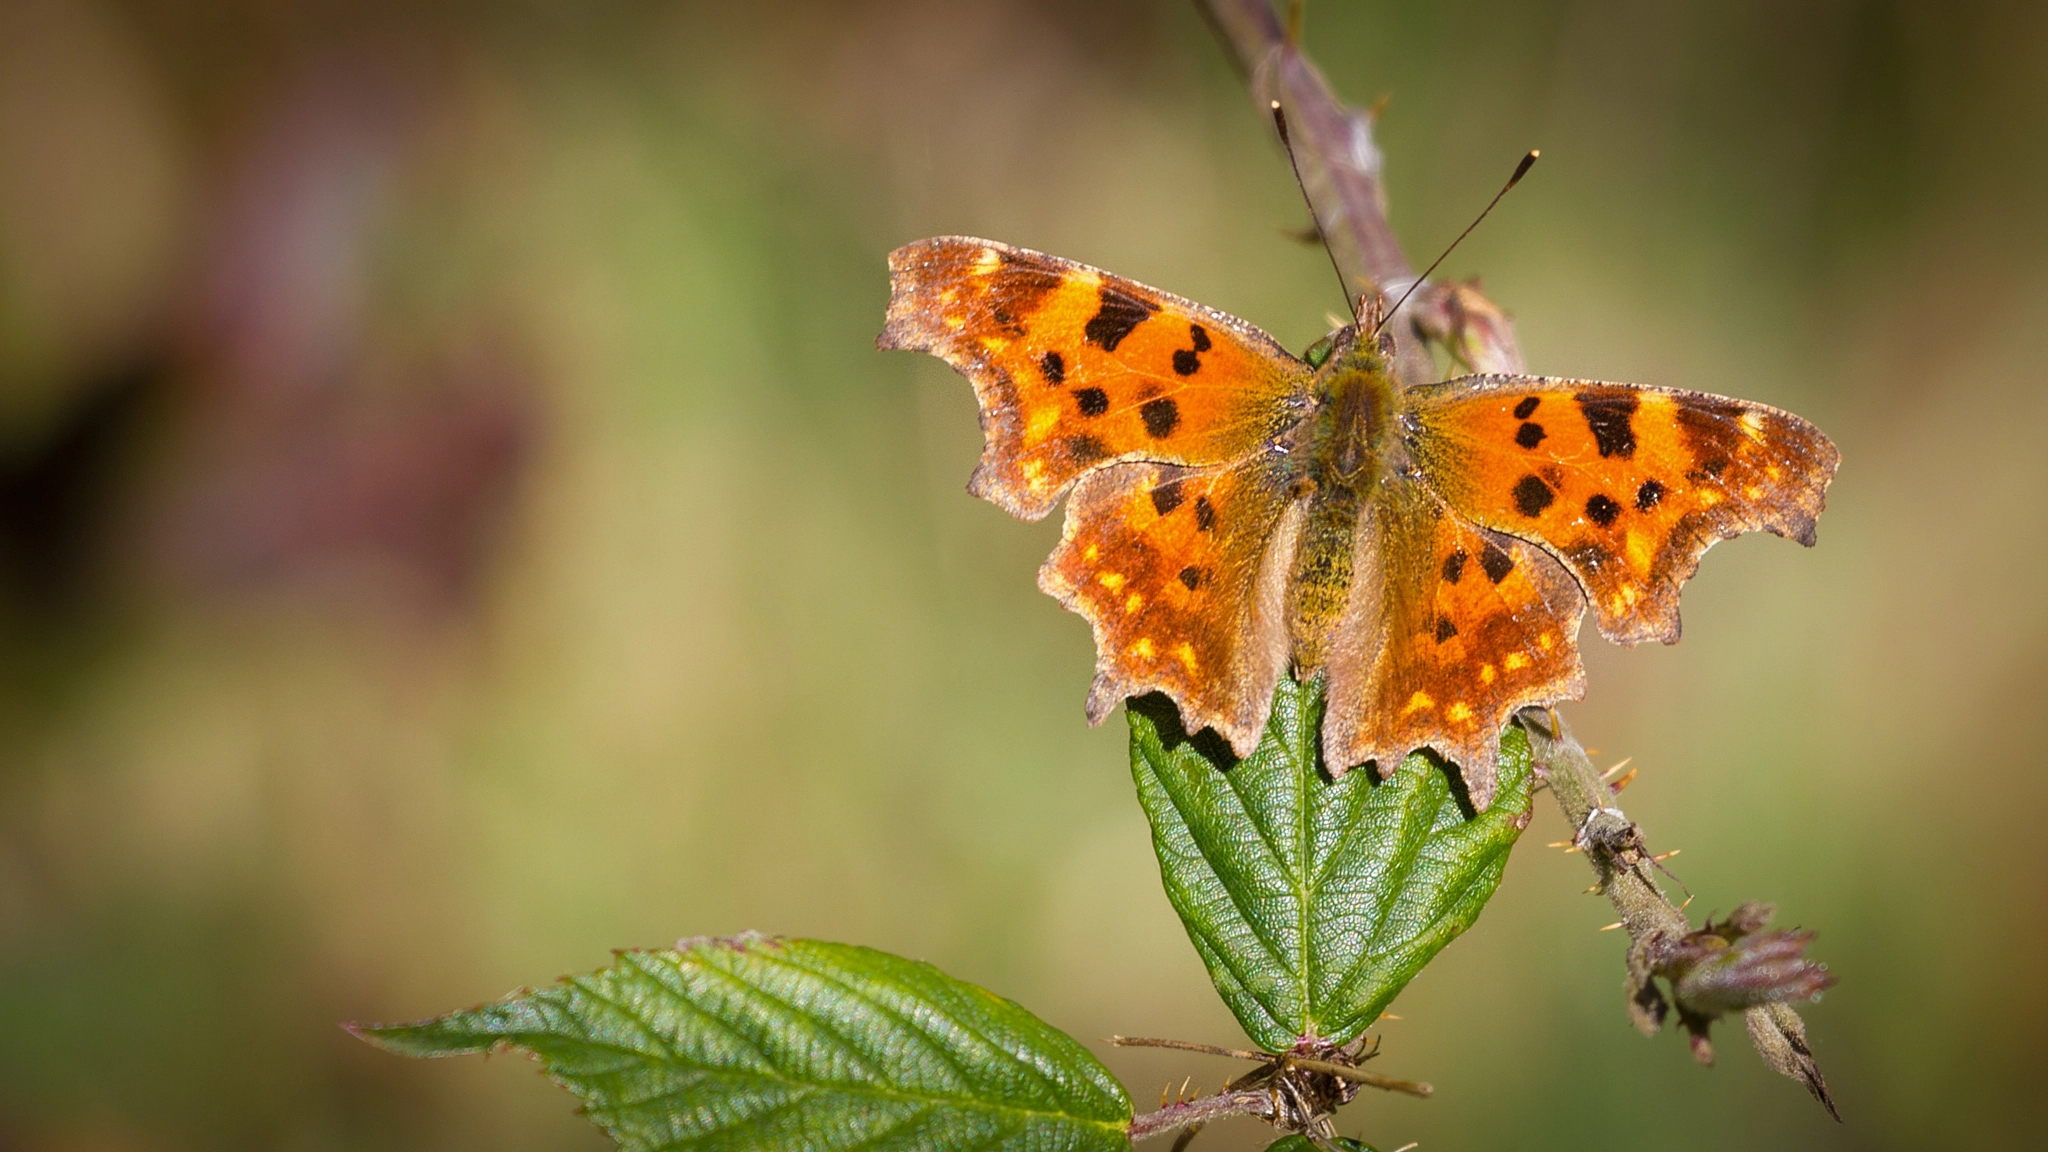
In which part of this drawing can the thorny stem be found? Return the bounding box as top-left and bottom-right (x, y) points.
(1518, 708), (1840, 1120)
(1128, 1090), (1276, 1143)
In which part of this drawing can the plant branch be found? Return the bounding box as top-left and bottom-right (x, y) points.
(1128, 1090), (1276, 1143)
(1517, 708), (1841, 1120)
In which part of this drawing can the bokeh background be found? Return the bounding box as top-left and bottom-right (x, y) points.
(2, 0), (2044, 1148)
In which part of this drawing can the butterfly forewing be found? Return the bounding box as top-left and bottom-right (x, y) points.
(878, 237), (1312, 519)
(1406, 377), (1840, 645)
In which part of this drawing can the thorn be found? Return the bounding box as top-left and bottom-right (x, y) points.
(1610, 767), (1640, 793)
(1599, 921), (1625, 932)
(1680, 894), (1695, 909)
(1325, 312), (1349, 329)
(1161, 1083), (1170, 1108)
(1180, 1075), (1193, 1103)
(1392, 1144), (1420, 1152)
(1583, 883), (1601, 893)
(1599, 757), (1633, 782)
(1584, 748), (1602, 756)
(1653, 849), (1681, 862)
(1381, 1012), (1403, 1020)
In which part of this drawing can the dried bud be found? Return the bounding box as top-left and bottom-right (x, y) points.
(1410, 280), (1525, 375)
(1658, 905), (1835, 1019)
(1641, 903), (1835, 1074)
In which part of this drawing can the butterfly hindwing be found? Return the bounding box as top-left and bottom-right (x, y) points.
(879, 237), (1312, 520)
(1407, 376), (1840, 645)
(1323, 481), (1586, 809)
(1039, 459), (1300, 756)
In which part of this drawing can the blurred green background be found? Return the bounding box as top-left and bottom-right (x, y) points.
(1, 0), (2043, 1148)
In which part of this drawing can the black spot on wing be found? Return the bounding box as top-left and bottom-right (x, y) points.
(1515, 422), (1547, 449)
(1480, 540), (1516, 584)
(1513, 396), (1541, 420)
(1635, 479), (1665, 511)
(1150, 480), (1184, 516)
(1194, 496), (1215, 531)
(1140, 397), (1181, 439)
(1512, 475), (1555, 517)
(1178, 566), (1201, 590)
(1075, 387), (1109, 417)
(1434, 616), (1459, 642)
(1039, 351), (1065, 386)
(1576, 391), (1640, 458)
(1172, 323), (1210, 376)
(1067, 435), (1108, 465)
(1585, 493), (1621, 527)
(1082, 285), (1156, 352)
(1441, 548), (1467, 585)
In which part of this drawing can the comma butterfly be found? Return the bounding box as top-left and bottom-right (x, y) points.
(878, 238), (1837, 808)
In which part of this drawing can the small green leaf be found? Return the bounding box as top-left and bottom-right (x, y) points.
(1130, 677), (1531, 1051)
(354, 933), (1132, 1152)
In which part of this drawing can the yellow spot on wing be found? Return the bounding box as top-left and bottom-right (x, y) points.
(1027, 406), (1059, 440)
(1083, 544), (1099, 562)
(1504, 653), (1530, 672)
(1626, 529), (1653, 572)
(1124, 592), (1144, 613)
(1098, 572), (1125, 592)
(1740, 410), (1766, 439)
(1405, 691), (1435, 714)
(1129, 637), (1156, 659)
(1539, 631), (1555, 651)
(1173, 643), (1198, 673)
(1479, 663), (1497, 684)
(1446, 701), (1474, 723)
(972, 247), (1002, 276)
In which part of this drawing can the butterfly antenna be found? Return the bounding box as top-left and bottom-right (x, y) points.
(1270, 99), (1357, 321)
(1374, 148), (1540, 339)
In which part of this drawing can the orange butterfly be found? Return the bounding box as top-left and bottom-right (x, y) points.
(879, 237), (1837, 808)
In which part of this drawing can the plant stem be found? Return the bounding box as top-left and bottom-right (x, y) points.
(1127, 1089), (1275, 1143)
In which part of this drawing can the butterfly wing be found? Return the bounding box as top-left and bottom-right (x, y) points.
(1407, 376), (1839, 645)
(1039, 457), (1300, 755)
(1322, 480), (1586, 809)
(879, 237), (1312, 520)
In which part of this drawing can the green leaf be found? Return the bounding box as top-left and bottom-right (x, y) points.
(1129, 677), (1532, 1051)
(354, 933), (1132, 1152)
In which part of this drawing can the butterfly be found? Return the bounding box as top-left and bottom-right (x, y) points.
(878, 237), (1838, 809)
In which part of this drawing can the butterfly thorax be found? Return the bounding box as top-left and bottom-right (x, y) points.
(1281, 330), (1403, 670)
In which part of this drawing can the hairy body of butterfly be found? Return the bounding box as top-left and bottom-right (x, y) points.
(879, 237), (1838, 809)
